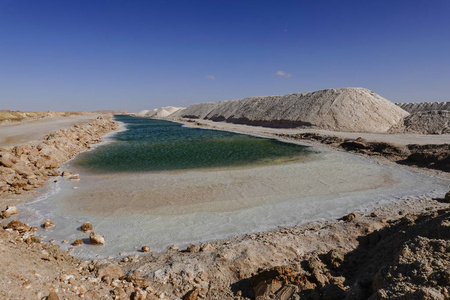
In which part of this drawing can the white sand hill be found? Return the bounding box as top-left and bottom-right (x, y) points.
(168, 87), (410, 133)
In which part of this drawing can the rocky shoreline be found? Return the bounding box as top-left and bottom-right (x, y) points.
(0, 115), (120, 204)
(0, 114), (449, 299)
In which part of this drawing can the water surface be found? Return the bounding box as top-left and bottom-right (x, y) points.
(75, 115), (314, 172)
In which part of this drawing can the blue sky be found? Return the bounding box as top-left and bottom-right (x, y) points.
(0, 0), (449, 111)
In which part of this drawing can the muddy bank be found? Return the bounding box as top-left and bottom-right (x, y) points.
(0, 115), (119, 205)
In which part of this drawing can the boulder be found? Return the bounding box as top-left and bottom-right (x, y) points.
(89, 232), (105, 245)
(343, 212), (358, 222)
(1, 205), (18, 218)
(12, 161), (34, 177)
(0, 152), (16, 168)
(200, 243), (215, 252)
(80, 222), (93, 232)
(182, 288), (199, 300)
(186, 244), (200, 253)
(96, 264), (123, 280)
(61, 170), (73, 178)
(141, 246), (150, 252)
(42, 219), (54, 228)
(131, 288), (148, 300)
(325, 249), (345, 269)
(35, 157), (59, 169)
(444, 191), (450, 203)
(6, 220), (30, 232)
(73, 239), (84, 246)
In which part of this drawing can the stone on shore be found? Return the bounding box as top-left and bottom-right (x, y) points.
(6, 220), (30, 232)
(141, 246), (150, 252)
(80, 222), (93, 232)
(186, 244), (200, 253)
(0, 152), (16, 168)
(61, 170), (73, 178)
(1, 205), (18, 219)
(90, 232), (105, 245)
(73, 239), (84, 246)
(444, 191), (450, 203)
(42, 219), (54, 228)
(343, 212), (358, 222)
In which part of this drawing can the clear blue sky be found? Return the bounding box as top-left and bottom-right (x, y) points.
(0, 0), (449, 111)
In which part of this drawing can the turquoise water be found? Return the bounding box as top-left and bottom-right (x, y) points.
(74, 115), (314, 172)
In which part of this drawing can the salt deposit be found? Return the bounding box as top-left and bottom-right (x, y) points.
(169, 88), (409, 133)
(137, 106), (184, 118)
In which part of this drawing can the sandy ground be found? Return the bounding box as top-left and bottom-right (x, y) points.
(181, 119), (450, 146)
(0, 114), (101, 147)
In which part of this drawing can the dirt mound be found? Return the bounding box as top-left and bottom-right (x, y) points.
(170, 88), (409, 133)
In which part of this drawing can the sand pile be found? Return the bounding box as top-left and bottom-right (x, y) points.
(137, 106), (184, 118)
(169, 88), (409, 133)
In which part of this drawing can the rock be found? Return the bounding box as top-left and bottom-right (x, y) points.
(200, 243), (215, 252)
(69, 174), (80, 181)
(141, 245), (150, 252)
(35, 157), (59, 169)
(6, 220), (30, 232)
(182, 288), (199, 300)
(131, 288), (148, 300)
(12, 161), (34, 177)
(186, 244), (200, 253)
(274, 284), (298, 300)
(30, 236), (42, 243)
(96, 264), (124, 281)
(80, 222), (93, 231)
(325, 249), (345, 269)
(1, 205), (18, 219)
(167, 245), (179, 251)
(73, 239), (83, 246)
(61, 170), (73, 178)
(343, 212), (357, 222)
(438, 220), (450, 239)
(89, 232), (105, 245)
(42, 219), (54, 228)
(251, 266), (305, 299)
(0, 152), (16, 168)
(444, 191), (450, 203)
(47, 291), (59, 300)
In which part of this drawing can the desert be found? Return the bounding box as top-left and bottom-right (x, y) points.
(0, 87), (449, 300)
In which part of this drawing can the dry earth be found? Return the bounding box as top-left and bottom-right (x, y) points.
(0, 110), (449, 299)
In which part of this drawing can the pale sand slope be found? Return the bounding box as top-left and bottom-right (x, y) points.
(170, 88), (409, 133)
(0, 114), (101, 147)
(180, 119), (450, 146)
